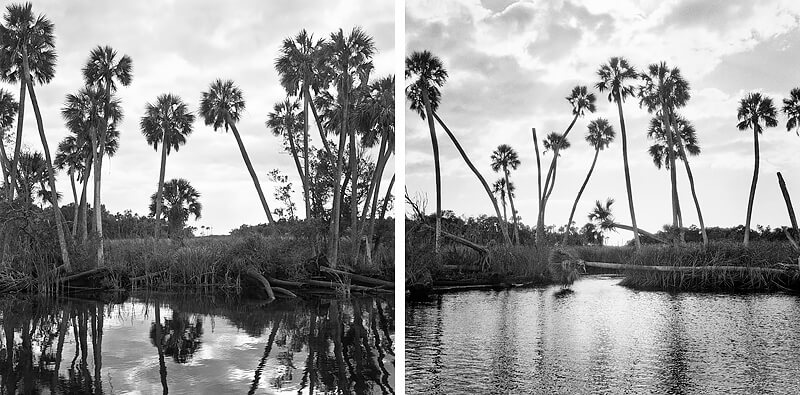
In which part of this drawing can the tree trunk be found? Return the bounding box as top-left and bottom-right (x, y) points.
(349, 96), (358, 238)
(777, 172), (799, 238)
(227, 115), (275, 224)
(78, 158), (92, 243)
(7, 76), (26, 201)
(434, 112), (512, 246)
(302, 82), (311, 220)
(422, 89), (442, 253)
(70, 170), (79, 237)
(504, 170), (520, 244)
(154, 131), (169, 239)
(369, 173), (394, 243)
(154, 302), (168, 394)
(500, 193), (507, 224)
(533, 128), (545, 248)
(613, 222), (669, 244)
(660, 107), (680, 239)
(306, 87), (334, 159)
(328, 100), (349, 268)
(94, 76), (116, 268)
(286, 121), (308, 220)
(563, 148), (600, 244)
(616, 98), (641, 249)
(744, 127), (759, 247)
(672, 117), (708, 246)
(25, 75), (71, 270)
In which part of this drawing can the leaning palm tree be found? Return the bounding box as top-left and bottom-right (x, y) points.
(267, 98), (307, 214)
(737, 92), (778, 246)
(589, 198), (668, 244)
(149, 178), (202, 238)
(537, 86), (595, 247)
(595, 56), (641, 248)
(562, 118), (615, 244)
(648, 115), (708, 245)
(0, 89), (18, 187)
(638, 62), (691, 241)
(200, 79), (275, 225)
(82, 45), (132, 267)
(1, 2), (70, 268)
(141, 93), (195, 239)
(406, 50), (512, 247)
(275, 29), (329, 218)
(782, 87), (800, 135)
(326, 27), (375, 266)
(491, 144), (521, 243)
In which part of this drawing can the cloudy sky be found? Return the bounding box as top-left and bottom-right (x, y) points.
(5, 0), (394, 235)
(406, 0), (800, 244)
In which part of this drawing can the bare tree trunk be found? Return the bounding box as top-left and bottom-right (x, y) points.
(533, 128), (545, 249)
(302, 82), (311, 220)
(306, 88), (334, 158)
(660, 110), (681, 240)
(227, 115), (275, 224)
(7, 77), (25, 201)
(422, 89), (442, 253)
(69, 169), (78, 237)
(154, 131), (169, 239)
(369, 173), (394, 242)
(672, 116), (708, 246)
(504, 169), (520, 244)
(563, 148), (600, 244)
(744, 127), (759, 247)
(616, 99), (641, 249)
(328, 104), (349, 268)
(434, 112), (512, 245)
(78, 158), (92, 243)
(286, 122), (309, 220)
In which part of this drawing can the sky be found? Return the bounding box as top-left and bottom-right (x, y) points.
(406, 0), (800, 245)
(3, 0), (394, 235)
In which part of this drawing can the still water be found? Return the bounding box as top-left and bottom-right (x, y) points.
(0, 293), (394, 394)
(406, 275), (800, 394)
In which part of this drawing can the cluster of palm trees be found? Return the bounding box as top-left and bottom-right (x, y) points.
(0, 1), (393, 272)
(408, 49), (800, 251)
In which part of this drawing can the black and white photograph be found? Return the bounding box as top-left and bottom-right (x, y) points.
(0, 0), (395, 393)
(405, 0), (800, 393)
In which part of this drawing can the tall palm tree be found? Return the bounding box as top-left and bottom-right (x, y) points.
(596, 56), (641, 248)
(326, 27), (375, 266)
(648, 115), (708, 245)
(275, 29), (330, 218)
(200, 79), (275, 225)
(537, 86), (595, 247)
(54, 135), (84, 236)
(267, 98), (307, 213)
(638, 62), (690, 241)
(149, 178), (202, 238)
(562, 118), (615, 244)
(490, 144), (521, 243)
(737, 92), (778, 246)
(141, 93), (195, 239)
(82, 45), (132, 267)
(1, 2), (69, 268)
(0, 89), (18, 188)
(782, 87), (800, 135)
(492, 178), (515, 225)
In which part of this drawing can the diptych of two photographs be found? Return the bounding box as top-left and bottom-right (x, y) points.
(1, 0), (800, 393)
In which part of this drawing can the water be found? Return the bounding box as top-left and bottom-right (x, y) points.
(0, 293), (394, 394)
(406, 275), (800, 394)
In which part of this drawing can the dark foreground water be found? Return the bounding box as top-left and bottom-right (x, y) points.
(0, 292), (394, 394)
(406, 275), (800, 394)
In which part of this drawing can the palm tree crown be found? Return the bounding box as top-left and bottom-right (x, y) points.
(737, 92), (778, 133)
(647, 116), (700, 169)
(141, 93), (195, 154)
(275, 29), (328, 96)
(566, 85), (597, 116)
(543, 132), (571, 155)
(266, 98), (302, 147)
(490, 144), (520, 173)
(638, 62), (690, 114)
(586, 118), (615, 150)
(595, 57), (637, 103)
(0, 2), (57, 85)
(149, 178), (202, 223)
(782, 87), (800, 135)
(199, 79), (245, 132)
(0, 88), (17, 129)
(82, 45), (132, 92)
(405, 50), (447, 119)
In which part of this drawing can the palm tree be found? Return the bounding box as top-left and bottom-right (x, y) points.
(82, 45), (132, 267)
(589, 198), (668, 244)
(200, 79), (275, 226)
(490, 144), (521, 243)
(638, 62), (690, 241)
(562, 118), (615, 244)
(54, 135), (84, 236)
(326, 27), (375, 266)
(267, 98), (308, 214)
(149, 178), (202, 238)
(406, 50), (512, 247)
(596, 56), (641, 248)
(0, 89), (18, 188)
(782, 87), (800, 135)
(648, 115), (708, 245)
(492, 178), (515, 225)
(1, 2), (69, 268)
(737, 92), (778, 246)
(275, 29), (330, 218)
(537, 86), (595, 247)
(141, 93), (195, 239)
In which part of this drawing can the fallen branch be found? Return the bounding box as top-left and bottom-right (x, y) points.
(272, 286), (297, 298)
(583, 260), (789, 275)
(244, 267), (275, 301)
(320, 266), (393, 288)
(303, 279), (392, 293)
(420, 223), (489, 254)
(267, 277), (306, 288)
(59, 268), (109, 284)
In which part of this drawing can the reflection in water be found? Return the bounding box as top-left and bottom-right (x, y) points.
(406, 275), (800, 394)
(0, 293), (394, 394)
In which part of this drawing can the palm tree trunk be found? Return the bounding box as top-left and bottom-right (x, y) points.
(154, 131), (169, 239)
(154, 302), (168, 393)
(94, 77), (116, 268)
(7, 77), (26, 201)
(744, 127), (760, 246)
(226, 115), (275, 224)
(302, 83), (311, 220)
(0, 138), (9, 188)
(79, 157), (93, 242)
(501, 193), (507, 224)
(616, 99), (641, 249)
(369, 173), (394, 243)
(25, 75), (71, 270)
(286, 122), (309, 220)
(359, 137), (389, 224)
(533, 128), (545, 248)
(671, 116), (707, 246)
(613, 222), (669, 244)
(504, 170), (520, 244)
(69, 170), (79, 237)
(434, 112), (512, 246)
(305, 87), (334, 158)
(328, 109), (349, 268)
(660, 111), (680, 233)
(422, 90), (442, 253)
(349, 105), (358, 238)
(563, 148), (600, 244)
(92, 134), (103, 263)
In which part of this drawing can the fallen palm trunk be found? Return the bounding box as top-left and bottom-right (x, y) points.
(611, 223), (669, 244)
(271, 286), (297, 298)
(268, 277), (306, 288)
(60, 268), (110, 284)
(320, 266), (394, 288)
(421, 223), (489, 254)
(244, 267), (275, 301)
(582, 260), (790, 275)
(303, 279), (393, 293)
